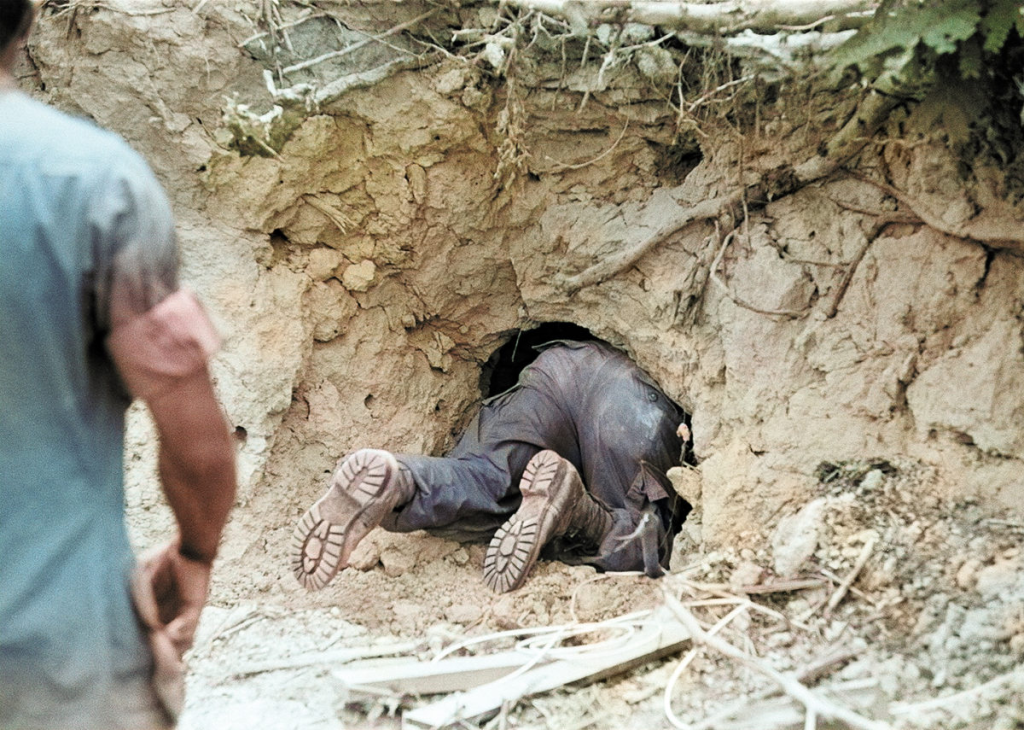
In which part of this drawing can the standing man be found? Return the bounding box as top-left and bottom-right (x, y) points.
(0, 3), (237, 728)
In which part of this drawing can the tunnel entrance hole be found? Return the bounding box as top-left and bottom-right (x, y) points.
(480, 322), (597, 398)
(479, 323), (697, 466)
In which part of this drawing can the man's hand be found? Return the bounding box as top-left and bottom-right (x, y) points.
(130, 538), (210, 719)
(135, 538), (211, 657)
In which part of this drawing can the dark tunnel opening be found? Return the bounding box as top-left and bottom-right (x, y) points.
(480, 324), (697, 468)
(480, 322), (597, 398)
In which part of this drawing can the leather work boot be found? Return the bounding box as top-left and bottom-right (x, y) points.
(291, 449), (414, 591)
(483, 450), (612, 593)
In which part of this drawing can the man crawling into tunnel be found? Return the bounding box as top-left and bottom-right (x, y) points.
(290, 339), (692, 593)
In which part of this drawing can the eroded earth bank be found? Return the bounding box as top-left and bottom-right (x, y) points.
(19, 1), (1024, 728)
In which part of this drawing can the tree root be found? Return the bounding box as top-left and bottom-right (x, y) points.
(555, 87), (900, 295)
(279, 9), (436, 76)
(846, 171), (1024, 248)
(267, 55), (435, 109)
(710, 229), (812, 319)
(497, 0), (876, 33)
(823, 201), (920, 318)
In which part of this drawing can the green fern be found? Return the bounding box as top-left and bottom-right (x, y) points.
(828, 0), (1024, 145)
(979, 0), (1024, 52)
(828, 0), (982, 80)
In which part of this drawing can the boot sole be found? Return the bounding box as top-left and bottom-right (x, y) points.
(483, 450), (576, 593)
(290, 449), (398, 591)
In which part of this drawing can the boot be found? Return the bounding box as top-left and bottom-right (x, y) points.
(483, 450), (612, 593)
(291, 449), (415, 591)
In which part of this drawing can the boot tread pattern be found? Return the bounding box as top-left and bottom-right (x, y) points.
(483, 450), (570, 593)
(483, 516), (538, 592)
(291, 450), (394, 591)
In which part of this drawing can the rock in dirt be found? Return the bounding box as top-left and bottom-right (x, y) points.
(667, 465), (702, 507)
(391, 600), (424, 632)
(445, 603), (483, 625)
(347, 538), (382, 571)
(729, 560), (765, 591)
(771, 498), (826, 577)
(956, 558), (982, 590)
(975, 558), (1023, 598)
(342, 260), (376, 291)
(380, 545), (417, 577)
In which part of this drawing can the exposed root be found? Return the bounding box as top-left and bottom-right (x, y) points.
(537, 118), (630, 173)
(45, 0), (174, 16)
(847, 171), (1024, 248)
(268, 55), (435, 109)
(279, 9), (436, 76)
(496, 0), (876, 33)
(554, 83), (899, 295)
(554, 193), (734, 294)
(710, 228), (812, 319)
(823, 201), (921, 319)
(302, 195), (354, 234)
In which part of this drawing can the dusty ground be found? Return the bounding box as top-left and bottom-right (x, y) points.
(175, 462), (1024, 729)
(17, 1), (1024, 728)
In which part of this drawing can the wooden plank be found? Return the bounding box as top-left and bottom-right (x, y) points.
(233, 641), (420, 678)
(336, 651), (549, 696)
(402, 608), (691, 729)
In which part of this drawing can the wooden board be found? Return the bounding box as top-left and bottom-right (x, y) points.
(401, 607), (691, 729)
(336, 651), (550, 696)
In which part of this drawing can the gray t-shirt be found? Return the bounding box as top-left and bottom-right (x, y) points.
(0, 91), (178, 729)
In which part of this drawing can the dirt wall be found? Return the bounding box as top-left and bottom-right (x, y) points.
(22, 0), (1024, 603)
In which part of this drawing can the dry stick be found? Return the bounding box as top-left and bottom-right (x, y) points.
(674, 581), (811, 632)
(890, 667), (1023, 715)
(816, 568), (877, 607)
(663, 592), (892, 730)
(710, 228), (812, 318)
(686, 75), (754, 113)
(679, 579), (827, 595)
(737, 579), (827, 594)
(824, 537), (876, 617)
(303, 194), (354, 234)
(280, 9), (437, 76)
(681, 650), (862, 730)
(232, 641), (419, 678)
(799, 648), (861, 685)
(664, 603), (751, 730)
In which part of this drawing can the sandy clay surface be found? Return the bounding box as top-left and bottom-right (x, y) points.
(173, 463), (1024, 730)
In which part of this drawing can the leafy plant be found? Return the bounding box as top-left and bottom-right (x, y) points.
(829, 0), (1024, 142)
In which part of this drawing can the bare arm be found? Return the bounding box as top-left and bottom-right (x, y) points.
(107, 288), (236, 650)
(146, 365), (236, 565)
